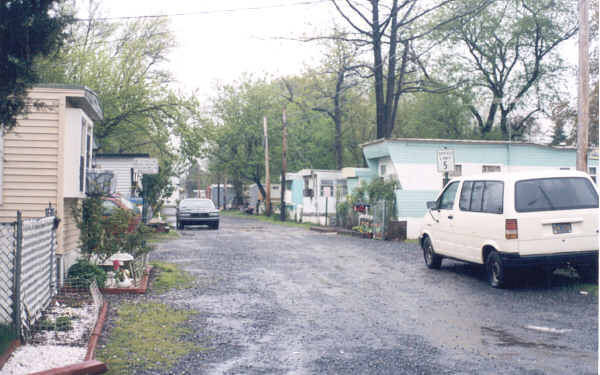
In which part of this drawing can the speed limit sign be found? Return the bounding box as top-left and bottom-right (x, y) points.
(436, 149), (455, 173)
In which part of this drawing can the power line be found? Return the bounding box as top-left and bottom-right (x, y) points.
(75, 0), (329, 22)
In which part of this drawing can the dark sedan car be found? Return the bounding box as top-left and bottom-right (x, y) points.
(176, 198), (220, 230)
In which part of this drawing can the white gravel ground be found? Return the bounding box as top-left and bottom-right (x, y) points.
(0, 345), (87, 374)
(0, 301), (98, 375)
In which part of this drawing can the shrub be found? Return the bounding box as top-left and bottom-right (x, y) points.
(55, 316), (73, 332)
(67, 259), (107, 288)
(74, 196), (151, 263)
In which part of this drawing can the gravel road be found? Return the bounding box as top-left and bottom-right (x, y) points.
(142, 215), (597, 374)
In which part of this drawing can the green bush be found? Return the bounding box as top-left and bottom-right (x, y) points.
(67, 259), (107, 288)
(55, 315), (73, 331)
(74, 196), (151, 263)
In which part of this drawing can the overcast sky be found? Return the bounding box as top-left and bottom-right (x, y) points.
(100, 0), (337, 98)
(97, 0), (581, 114)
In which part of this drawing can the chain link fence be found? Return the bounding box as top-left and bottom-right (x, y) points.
(0, 224), (15, 327)
(0, 210), (59, 340)
(336, 200), (398, 240)
(26, 279), (104, 346)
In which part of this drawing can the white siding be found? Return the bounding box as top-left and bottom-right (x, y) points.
(94, 158), (135, 197)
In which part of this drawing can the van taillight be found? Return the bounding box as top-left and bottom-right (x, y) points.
(505, 219), (518, 239)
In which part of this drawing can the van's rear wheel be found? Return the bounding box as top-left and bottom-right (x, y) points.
(486, 251), (506, 288)
(422, 237), (442, 269)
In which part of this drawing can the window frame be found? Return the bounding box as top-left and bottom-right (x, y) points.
(589, 166), (597, 184)
(449, 164), (462, 178)
(459, 180), (504, 214)
(437, 181), (460, 210)
(482, 165), (501, 173)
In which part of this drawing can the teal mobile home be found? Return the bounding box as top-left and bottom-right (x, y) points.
(362, 138), (599, 239)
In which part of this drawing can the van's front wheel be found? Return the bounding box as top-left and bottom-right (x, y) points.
(486, 251), (506, 288)
(422, 237), (442, 269)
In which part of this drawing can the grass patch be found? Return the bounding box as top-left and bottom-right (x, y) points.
(0, 324), (16, 356)
(220, 210), (314, 229)
(151, 261), (195, 294)
(97, 302), (204, 374)
(146, 230), (180, 244)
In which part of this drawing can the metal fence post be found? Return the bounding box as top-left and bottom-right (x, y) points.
(13, 211), (23, 339)
(46, 203), (56, 293)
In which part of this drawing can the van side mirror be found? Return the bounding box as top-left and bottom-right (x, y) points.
(426, 201), (438, 210)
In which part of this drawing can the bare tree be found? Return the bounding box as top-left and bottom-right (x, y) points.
(330, 0), (488, 139)
(308, 30), (364, 169)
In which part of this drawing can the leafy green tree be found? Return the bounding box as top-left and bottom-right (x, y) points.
(35, 1), (208, 206)
(290, 28), (365, 169)
(392, 92), (475, 139)
(0, 0), (72, 132)
(436, 0), (577, 138)
(209, 76), (283, 200)
(37, 9), (207, 158)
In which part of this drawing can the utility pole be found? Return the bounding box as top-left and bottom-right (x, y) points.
(280, 108), (288, 222)
(577, 0), (590, 172)
(223, 176), (227, 210)
(217, 172), (221, 209)
(263, 116), (272, 216)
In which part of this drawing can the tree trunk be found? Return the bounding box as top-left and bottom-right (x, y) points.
(371, 1), (386, 139)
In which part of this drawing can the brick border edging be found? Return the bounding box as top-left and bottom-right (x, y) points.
(26, 360), (107, 375)
(85, 301), (109, 361)
(0, 339), (20, 370)
(99, 265), (153, 295)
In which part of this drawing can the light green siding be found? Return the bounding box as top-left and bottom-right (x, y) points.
(396, 190), (439, 218)
(291, 178), (304, 206)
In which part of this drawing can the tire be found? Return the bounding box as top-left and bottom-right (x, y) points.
(422, 237), (442, 269)
(486, 251), (506, 288)
(213, 222), (219, 230)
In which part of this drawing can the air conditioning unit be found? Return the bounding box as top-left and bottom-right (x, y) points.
(303, 188), (313, 197)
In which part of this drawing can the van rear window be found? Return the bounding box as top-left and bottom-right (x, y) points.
(515, 177), (599, 212)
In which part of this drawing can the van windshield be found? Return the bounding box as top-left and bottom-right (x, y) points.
(515, 177), (598, 212)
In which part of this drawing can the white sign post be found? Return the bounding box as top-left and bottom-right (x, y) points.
(134, 158), (159, 174)
(436, 150), (455, 173)
(436, 149), (455, 187)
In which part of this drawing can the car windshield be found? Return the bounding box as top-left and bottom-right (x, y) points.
(515, 177), (599, 212)
(180, 200), (215, 210)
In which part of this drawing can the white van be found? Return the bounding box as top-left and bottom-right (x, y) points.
(419, 170), (599, 287)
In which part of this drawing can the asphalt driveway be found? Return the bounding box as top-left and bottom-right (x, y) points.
(149, 215), (598, 374)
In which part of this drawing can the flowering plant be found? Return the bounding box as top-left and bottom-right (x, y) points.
(113, 260), (125, 281)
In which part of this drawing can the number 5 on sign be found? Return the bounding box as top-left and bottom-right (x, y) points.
(437, 150), (455, 173)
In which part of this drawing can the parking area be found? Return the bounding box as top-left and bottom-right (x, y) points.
(150, 215), (598, 374)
